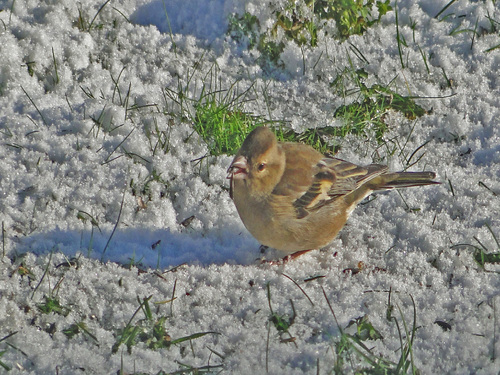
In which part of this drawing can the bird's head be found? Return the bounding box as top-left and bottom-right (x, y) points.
(227, 127), (285, 196)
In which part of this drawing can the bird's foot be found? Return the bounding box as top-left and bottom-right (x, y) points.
(260, 249), (313, 265)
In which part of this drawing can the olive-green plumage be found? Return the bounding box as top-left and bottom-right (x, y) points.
(227, 127), (439, 255)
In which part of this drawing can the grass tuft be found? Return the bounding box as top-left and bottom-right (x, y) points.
(112, 295), (220, 354)
(322, 286), (420, 373)
(63, 321), (99, 344)
(37, 295), (71, 316)
(273, 0), (393, 44)
(193, 100), (266, 156)
(228, 0), (392, 73)
(266, 283), (297, 347)
(162, 48), (431, 158)
(186, 63), (428, 158)
(345, 315), (384, 341)
(452, 224), (500, 268)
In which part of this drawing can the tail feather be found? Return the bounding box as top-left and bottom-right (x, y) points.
(345, 170), (438, 207)
(371, 171), (439, 190)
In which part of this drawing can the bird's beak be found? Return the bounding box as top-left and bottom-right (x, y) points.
(227, 155), (248, 180)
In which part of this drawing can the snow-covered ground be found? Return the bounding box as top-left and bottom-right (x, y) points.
(0, 0), (499, 373)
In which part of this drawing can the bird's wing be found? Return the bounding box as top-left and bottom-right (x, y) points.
(321, 159), (388, 199)
(273, 144), (388, 219)
(293, 158), (381, 218)
(271, 143), (388, 219)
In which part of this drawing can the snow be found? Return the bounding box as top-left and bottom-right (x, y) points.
(0, 0), (499, 373)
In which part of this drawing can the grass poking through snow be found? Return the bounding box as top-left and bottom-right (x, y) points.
(322, 287), (419, 374)
(452, 223), (500, 270)
(112, 295), (219, 355)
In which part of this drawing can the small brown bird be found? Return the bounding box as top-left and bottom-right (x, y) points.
(227, 126), (439, 259)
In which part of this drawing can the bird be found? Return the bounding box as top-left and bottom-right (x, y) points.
(227, 126), (439, 260)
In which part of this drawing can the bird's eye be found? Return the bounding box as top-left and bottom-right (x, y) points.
(257, 163), (266, 171)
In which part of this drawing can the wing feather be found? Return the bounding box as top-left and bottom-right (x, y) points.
(271, 143), (388, 219)
(291, 158), (387, 219)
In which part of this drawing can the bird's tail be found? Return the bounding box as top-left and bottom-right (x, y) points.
(370, 171), (439, 190)
(345, 170), (439, 207)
